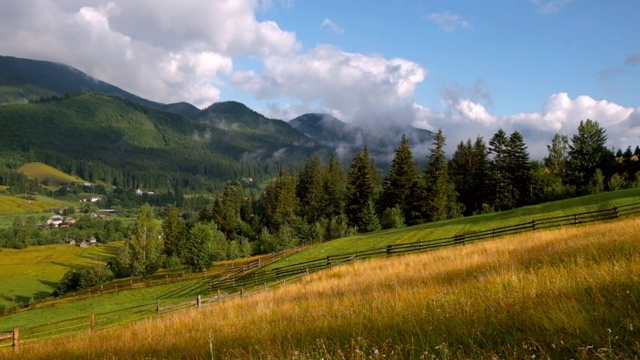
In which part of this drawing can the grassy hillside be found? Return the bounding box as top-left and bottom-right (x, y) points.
(17, 162), (83, 185)
(270, 188), (640, 267)
(0, 243), (119, 308)
(5, 216), (639, 359)
(0, 194), (61, 216)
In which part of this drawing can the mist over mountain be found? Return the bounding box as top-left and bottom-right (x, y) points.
(289, 113), (433, 164)
(0, 55), (434, 189)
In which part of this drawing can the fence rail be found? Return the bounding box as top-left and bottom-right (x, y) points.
(208, 203), (640, 292)
(3, 202), (640, 351)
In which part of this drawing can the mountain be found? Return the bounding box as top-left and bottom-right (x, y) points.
(0, 55), (200, 118)
(289, 113), (434, 163)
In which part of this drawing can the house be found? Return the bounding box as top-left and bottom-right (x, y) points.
(87, 236), (98, 245)
(47, 216), (64, 227)
(64, 217), (77, 225)
(67, 239), (76, 245)
(79, 240), (89, 248)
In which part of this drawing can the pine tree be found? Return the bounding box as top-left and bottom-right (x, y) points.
(321, 153), (347, 219)
(505, 131), (532, 207)
(346, 146), (377, 230)
(450, 136), (490, 215)
(424, 129), (457, 221)
(296, 153), (324, 223)
(162, 204), (186, 259)
(488, 129), (512, 210)
(261, 170), (298, 230)
(379, 134), (423, 224)
(359, 200), (381, 232)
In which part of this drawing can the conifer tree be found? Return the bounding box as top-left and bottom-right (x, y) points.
(346, 146), (377, 230)
(450, 136), (490, 215)
(505, 131), (532, 207)
(424, 129), (458, 221)
(296, 153), (324, 223)
(488, 129), (512, 210)
(359, 200), (381, 232)
(379, 134), (423, 224)
(321, 153), (347, 219)
(162, 204), (186, 259)
(261, 170), (298, 230)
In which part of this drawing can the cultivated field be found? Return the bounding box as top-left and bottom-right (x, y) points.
(16, 162), (84, 185)
(3, 217), (639, 359)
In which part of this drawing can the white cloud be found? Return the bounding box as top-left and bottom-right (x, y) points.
(529, 0), (573, 14)
(321, 18), (344, 34)
(413, 92), (639, 158)
(232, 44), (427, 126)
(0, 0), (299, 107)
(427, 12), (471, 32)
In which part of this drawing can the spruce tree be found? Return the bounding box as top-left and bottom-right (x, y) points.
(505, 131), (532, 207)
(321, 153), (347, 219)
(296, 153), (324, 223)
(424, 129), (458, 221)
(450, 136), (490, 215)
(261, 170), (298, 230)
(346, 146), (377, 230)
(544, 133), (569, 178)
(379, 134), (422, 224)
(488, 129), (512, 210)
(162, 204), (186, 259)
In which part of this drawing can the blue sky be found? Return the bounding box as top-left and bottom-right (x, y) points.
(1, 0), (639, 157)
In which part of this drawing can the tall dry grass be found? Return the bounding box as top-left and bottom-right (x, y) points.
(4, 218), (640, 359)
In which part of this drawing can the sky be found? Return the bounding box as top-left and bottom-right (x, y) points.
(1, 0), (639, 158)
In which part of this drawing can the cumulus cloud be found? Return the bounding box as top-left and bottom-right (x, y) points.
(413, 92), (640, 159)
(0, 0), (298, 107)
(232, 44), (427, 127)
(427, 12), (471, 32)
(321, 18), (344, 34)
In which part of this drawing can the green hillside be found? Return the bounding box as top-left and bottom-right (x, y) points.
(0, 92), (311, 190)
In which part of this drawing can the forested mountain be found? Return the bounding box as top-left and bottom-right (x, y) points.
(0, 55), (200, 118)
(0, 55), (435, 192)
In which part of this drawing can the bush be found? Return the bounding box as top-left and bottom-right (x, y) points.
(53, 265), (114, 297)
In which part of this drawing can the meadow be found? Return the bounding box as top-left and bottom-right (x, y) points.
(16, 162), (84, 185)
(3, 216), (638, 359)
(0, 243), (119, 308)
(0, 189), (638, 327)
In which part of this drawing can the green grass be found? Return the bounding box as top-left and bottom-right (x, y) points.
(267, 188), (640, 268)
(0, 194), (62, 216)
(0, 243), (121, 308)
(0, 189), (638, 339)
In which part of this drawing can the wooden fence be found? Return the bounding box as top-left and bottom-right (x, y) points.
(3, 202), (640, 351)
(208, 202), (640, 292)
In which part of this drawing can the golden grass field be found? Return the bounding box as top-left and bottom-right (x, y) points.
(0, 194), (60, 216)
(4, 217), (639, 359)
(17, 162), (84, 185)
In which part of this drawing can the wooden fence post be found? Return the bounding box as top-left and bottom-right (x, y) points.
(12, 328), (18, 352)
(386, 245), (392, 256)
(614, 207), (619, 218)
(532, 219), (536, 230)
(156, 301), (160, 314)
(90, 314), (96, 331)
(196, 295), (201, 308)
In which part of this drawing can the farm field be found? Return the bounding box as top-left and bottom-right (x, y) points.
(0, 243), (120, 308)
(16, 162), (85, 185)
(4, 215), (639, 359)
